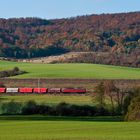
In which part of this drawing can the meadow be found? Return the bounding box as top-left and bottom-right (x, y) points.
(0, 60), (140, 79)
(0, 94), (93, 105)
(0, 116), (139, 140)
(0, 61), (140, 140)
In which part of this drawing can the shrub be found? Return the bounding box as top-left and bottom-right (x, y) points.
(95, 106), (110, 116)
(55, 102), (71, 116)
(123, 87), (140, 115)
(125, 95), (140, 121)
(0, 101), (116, 116)
(0, 67), (26, 78)
(22, 100), (39, 115)
(1, 101), (22, 115)
(21, 101), (109, 116)
(13, 67), (20, 72)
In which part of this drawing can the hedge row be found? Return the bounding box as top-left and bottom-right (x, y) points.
(0, 67), (26, 78)
(0, 101), (118, 116)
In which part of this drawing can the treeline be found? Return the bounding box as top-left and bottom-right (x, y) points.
(0, 12), (140, 66)
(94, 81), (140, 121)
(0, 46), (69, 58)
(0, 67), (26, 78)
(54, 52), (140, 67)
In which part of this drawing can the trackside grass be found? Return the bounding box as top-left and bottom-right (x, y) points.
(0, 60), (140, 79)
(0, 116), (139, 140)
(0, 95), (93, 105)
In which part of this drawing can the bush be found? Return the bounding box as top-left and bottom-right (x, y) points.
(123, 87), (140, 115)
(22, 100), (39, 115)
(69, 105), (97, 116)
(0, 67), (26, 78)
(1, 101), (22, 115)
(95, 106), (110, 116)
(55, 102), (71, 116)
(20, 101), (110, 116)
(13, 67), (20, 72)
(0, 101), (114, 116)
(47, 103), (109, 117)
(125, 95), (140, 121)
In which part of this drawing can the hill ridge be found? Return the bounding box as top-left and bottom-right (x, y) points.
(0, 12), (140, 67)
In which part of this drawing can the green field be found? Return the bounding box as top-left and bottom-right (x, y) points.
(0, 116), (139, 140)
(0, 60), (140, 79)
(0, 95), (93, 105)
(0, 61), (140, 140)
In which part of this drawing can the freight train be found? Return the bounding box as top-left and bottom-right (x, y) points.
(0, 87), (86, 94)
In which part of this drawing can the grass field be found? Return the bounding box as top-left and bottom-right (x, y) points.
(0, 60), (140, 79)
(0, 95), (93, 105)
(0, 116), (139, 140)
(1, 61), (139, 140)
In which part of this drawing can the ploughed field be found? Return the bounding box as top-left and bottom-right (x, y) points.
(0, 116), (139, 140)
(0, 60), (140, 79)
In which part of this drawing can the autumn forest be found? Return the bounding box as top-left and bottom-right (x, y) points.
(0, 12), (140, 67)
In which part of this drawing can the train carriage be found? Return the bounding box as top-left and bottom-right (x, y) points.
(19, 88), (33, 93)
(33, 88), (48, 93)
(61, 88), (86, 94)
(0, 88), (6, 93)
(48, 88), (61, 93)
(6, 88), (19, 93)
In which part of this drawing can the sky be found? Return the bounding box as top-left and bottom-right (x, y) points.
(0, 0), (140, 19)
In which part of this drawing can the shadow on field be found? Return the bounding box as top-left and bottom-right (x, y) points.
(0, 115), (123, 122)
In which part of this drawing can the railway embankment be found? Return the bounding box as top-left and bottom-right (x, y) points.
(1, 79), (140, 92)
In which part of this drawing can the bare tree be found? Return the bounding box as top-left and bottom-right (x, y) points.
(94, 82), (105, 107)
(104, 80), (117, 113)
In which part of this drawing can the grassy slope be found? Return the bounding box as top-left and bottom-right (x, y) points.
(0, 95), (93, 105)
(0, 61), (140, 79)
(0, 116), (139, 140)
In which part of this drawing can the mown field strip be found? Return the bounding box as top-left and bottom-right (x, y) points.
(0, 61), (140, 79)
(0, 118), (139, 140)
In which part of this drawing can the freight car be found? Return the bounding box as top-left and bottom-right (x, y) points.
(6, 88), (18, 93)
(0, 87), (86, 94)
(61, 88), (86, 94)
(19, 88), (33, 93)
(33, 88), (48, 93)
(48, 88), (61, 93)
(0, 88), (6, 93)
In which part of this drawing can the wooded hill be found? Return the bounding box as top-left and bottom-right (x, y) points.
(0, 12), (140, 67)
